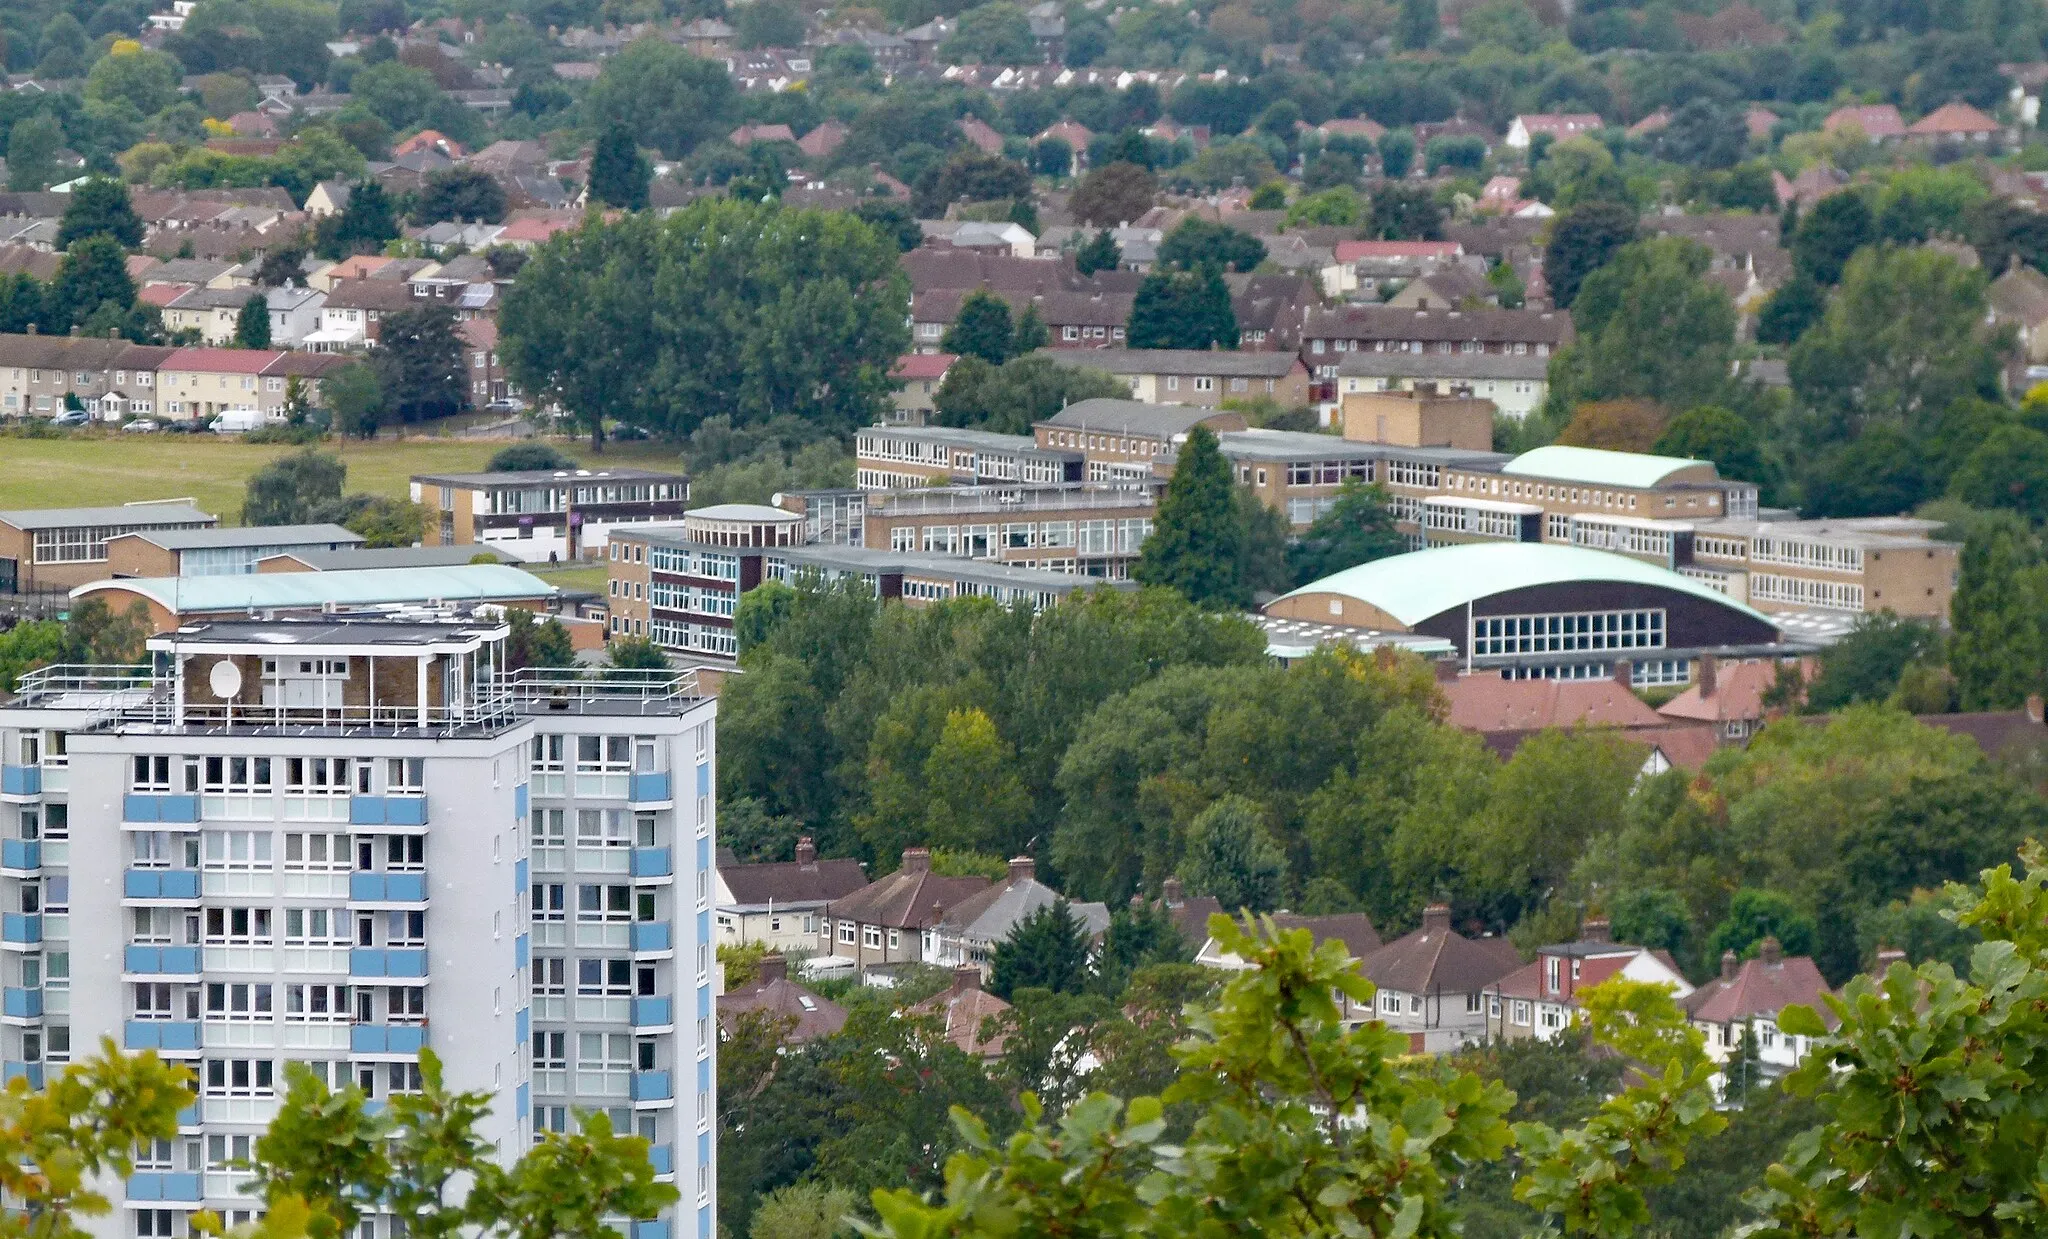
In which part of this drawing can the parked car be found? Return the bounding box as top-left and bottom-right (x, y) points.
(483, 398), (525, 413)
(211, 410), (263, 434)
(164, 419), (209, 434)
(50, 409), (89, 427)
(121, 418), (160, 433)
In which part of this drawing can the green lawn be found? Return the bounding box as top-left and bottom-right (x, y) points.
(525, 563), (612, 595)
(0, 434), (681, 525)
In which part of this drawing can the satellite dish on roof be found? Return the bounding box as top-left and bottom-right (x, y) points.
(209, 660), (243, 700)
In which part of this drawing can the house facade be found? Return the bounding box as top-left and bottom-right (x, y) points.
(1484, 919), (1693, 1042)
(713, 838), (869, 955)
(817, 849), (989, 975)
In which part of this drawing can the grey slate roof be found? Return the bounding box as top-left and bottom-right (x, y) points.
(120, 523), (362, 551)
(1036, 347), (1300, 377)
(936, 875), (1110, 944)
(263, 545), (516, 570)
(0, 503), (214, 531)
(1041, 398), (1240, 437)
(1334, 351), (1550, 381)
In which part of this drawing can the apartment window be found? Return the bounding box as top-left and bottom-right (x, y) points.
(385, 910), (425, 947)
(131, 908), (184, 946)
(385, 758), (424, 793)
(385, 835), (425, 872)
(203, 831), (273, 871)
(203, 1058), (276, 1097)
(284, 908), (348, 946)
(133, 983), (178, 1019)
(532, 884), (566, 925)
(284, 833), (349, 872)
(203, 908), (272, 944)
(284, 984), (349, 1021)
(533, 957), (566, 997)
(576, 809), (630, 848)
(131, 755), (173, 792)
(578, 958), (632, 995)
(204, 983), (274, 1022)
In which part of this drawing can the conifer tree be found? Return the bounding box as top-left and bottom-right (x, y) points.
(1135, 425), (1246, 608)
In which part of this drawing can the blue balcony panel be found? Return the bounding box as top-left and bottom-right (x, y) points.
(350, 796), (386, 825)
(123, 793), (199, 823)
(350, 873), (426, 902)
(0, 840), (37, 871)
(350, 948), (386, 976)
(176, 1104), (199, 1127)
(516, 1006), (530, 1043)
(350, 1025), (428, 1054)
(635, 1221), (671, 1239)
(124, 945), (201, 975)
(515, 933), (529, 969)
(4, 1062), (43, 1089)
(514, 783), (529, 820)
(385, 948), (427, 977)
(513, 857), (529, 895)
(697, 1057), (710, 1095)
(386, 796), (427, 826)
(128, 1172), (202, 1203)
(124, 870), (200, 900)
(630, 1071), (671, 1102)
(2, 914), (41, 945)
(648, 1144), (673, 1176)
(630, 848), (672, 878)
(124, 1022), (200, 1052)
(632, 996), (672, 1027)
(516, 1082), (530, 1120)
(629, 771), (671, 803)
(2, 988), (40, 1018)
(630, 922), (671, 953)
(697, 762), (711, 798)
(1, 766), (41, 797)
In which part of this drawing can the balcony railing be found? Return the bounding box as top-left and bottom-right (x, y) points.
(630, 1071), (672, 1102)
(0, 841), (37, 872)
(125, 870), (201, 900)
(349, 873), (428, 902)
(628, 772), (672, 803)
(630, 922), (671, 953)
(507, 667), (701, 713)
(647, 1144), (673, 1176)
(124, 794), (201, 824)
(0, 766), (40, 798)
(1, 914), (41, 945)
(2, 988), (40, 1019)
(350, 1024), (427, 1054)
(631, 996), (673, 1028)
(124, 1021), (200, 1052)
(350, 796), (428, 827)
(350, 948), (428, 978)
(630, 848), (672, 879)
(129, 1172), (204, 1202)
(4, 1063), (43, 1089)
(125, 946), (202, 975)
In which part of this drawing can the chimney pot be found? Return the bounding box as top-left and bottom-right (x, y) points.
(795, 836), (816, 867)
(1611, 659), (1632, 689)
(902, 847), (931, 873)
(1006, 856), (1035, 884)
(1759, 935), (1782, 965)
(1698, 655), (1719, 698)
(1161, 876), (1184, 904)
(951, 965), (981, 994)
(1421, 902), (1451, 934)
(756, 953), (787, 983)
(1721, 948), (1738, 981)
(1581, 916), (1611, 944)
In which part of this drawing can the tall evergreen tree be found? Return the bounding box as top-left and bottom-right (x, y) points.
(1127, 268), (1235, 350)
(1180, 795), (1286, 913)
(235, 293), (272, 350)
(48, 235), (135, 331)
(1135, 424), (1246, 608)
(989, 899), (1092, 1000)
(942, 288), (1015, 364)
(588, 124), (651, 210)
(56, 177), (143, 249)
(1075, 229), (1121, 276)
(1949, 520), (2046, 710)
(319, 181), (399, 258)
(1012, 302), (1049, 355)
(1285, 480), (1405, 585)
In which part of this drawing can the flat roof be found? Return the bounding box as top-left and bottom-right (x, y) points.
(1037, 347), (1299, 377)
(117, 523), (362, 552)
(859, 425), (1079, 459)
(1255, 615), (1457, 659)
(1216, 429), (1381, 462)
(1274, 542), (1775, 628)
(782, 544), (1135, 593)
(1501, 445), (1715, 491)
(265, 545), (517, 570)
(153, 618), (508, 649)
(1695, 517), (1959, 551)
(411, 468), (685, 487)
(1424, 495), (1543, 515)
(75, 564), (557, 614)
(1041, 398), (1236, 438)
(688, 503), (801, 523)
(0, 502), (213, 531)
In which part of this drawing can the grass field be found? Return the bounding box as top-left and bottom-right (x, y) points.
(0, 434), (681, 524)
(525, 563), (612, 595)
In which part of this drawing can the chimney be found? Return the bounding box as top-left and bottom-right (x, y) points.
(1421, 902), (1451, 934)
(1698, 655), (1718, 699)
(1434, 657), (1459, 683)
(1721, 949), (1738, 981)
(1161, 876), (1184, 905)
(757, 953), (787, 984)
(1581, 916), (1611, 944)
(1875, 944), (1907, 971)
(795, 836), (816, 867)
(1611, 659), (1632, 690)
(901, 847), (931, 873)
(2029, 694), (2043, 726)
(1006, 856), (1035, 885)
(1758, 935), (1782, 965)
(951, 965), (981, 994)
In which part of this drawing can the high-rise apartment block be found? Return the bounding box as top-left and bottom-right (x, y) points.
(0, 613), (717, 1239)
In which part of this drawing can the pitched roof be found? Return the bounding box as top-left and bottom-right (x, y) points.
(1361, 908), (1520, 995)
(912, 976), (1011, 1056)
(0, 502), (213, 532)
(890, 352), (956, 381)
(826, 853), (988, 929)
(1908, 100), (2000, 135)
(112, 523), (361, 552)
(1303, 304), (1574, 346)
(720, 854), (869, 909)
(160, 347), (286, 374)
(74, 564), (555, 614)
(1656, 659), (1791, 724)
(1440, 674), (1664, 732)
(936, 869), (1111, 944)
(957, 116), (1006, 155)
(1036, 347), (1300, 378)
(1041, 397), (1243, 437)
(1334, 240), (1463, 262)
(1332, 350), (1548, 381)
(1823, 104), (1905, 138)
(1684, 948), (1831, 1025)
(719, 969), (847, 1043)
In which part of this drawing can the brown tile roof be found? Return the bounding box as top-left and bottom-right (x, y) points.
(720, 849), (869, 908)
(1656, 659), (1796, 725)
(1269, 911), (1382, 959)
(957, 116), (1005, 156)
(1361, 906), (1520, 995)
(718, 956), (847, 1043)
(912, 968), (1011, 1056)
(797, 121), (846, 159)
(826, 849), (988, 930)
(323, 279), (421, 311)
(1442, 675), (1664, 733)
(1684, 943), (1832, 1025)
(1908, 100), (2000, 136)
(1302, 304), (1575, 346)
(1824, 104), (1905, 139)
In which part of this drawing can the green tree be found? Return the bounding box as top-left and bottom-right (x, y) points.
(1544, 200), (1639, 310)
(323, 361), (386, 438)
(243, 449), (346, 525)
(749, 1181), (860, 1239)
(1950, 424), (2048, 523)
(1074, 229), (1121, 275)
(234, 292), (271, 350)
(327, 494), (428, 547)
(588, 124), (652, 211)
(62, 597), (153, 666)
(0, 1043), (195, 1239)
(1655, 405), (1766, 484)
(499, 201), (907, 451)
(989, 899), (1094, 999)
(1805, 611), (1943, 712)
(1287, 186), (1368, 228)
(1157, 218), (1266, 273)
(1012, 303), (1048, 354)
(1705, 888), (1818, 961)
(943, 2), (1037, 64)
(56, 177), (143, 249)
(1377, 130), (1417, 179)
(372, 304), (467, 422)
(1754, 273), (1827, 346)
(1069, 161), (1158, 227)
(1548, 237), (1735, 415)
(734, 578), (801, 654)
(1127, 268), (1235, 351)
(6, 114), (62, 191)
(48, 235), (136, 332)
(607, 636), (669, 670)
(1180, 795), (1286, 913)
(1792, 191), (1874, 286)
(921, 707), (1032, 856)
(1285, 479), (1403, 586)
(414, 167), (508, 225)
(942, 289), (1016, 364)
(85, 45), (182, 115)
(1948, 520), (2046, 710)
(1397, 0), (1439, 48)
(505, 609), (576, 670)
(317, 180), (400, 258)
(0, 620), (68, 692)
(1135, 424), (1244, 607)
(1789, 246), (2003, 445)
(1366, 183), (1444, 241)
(584, 38), (736, 160)
(1607, 887), (1696, 963)
(489, 443), (578, 472)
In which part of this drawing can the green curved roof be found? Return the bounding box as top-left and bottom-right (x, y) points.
(1501, 445), (1713, 490)
(1274, 542), (1773, 628)
(74, 564), (556, 614)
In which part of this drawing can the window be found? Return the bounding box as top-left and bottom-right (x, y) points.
(531, 809), (565, 864)
(133, 982), (178, 1019)
(532, 957), (566, 997)
(838, 921), (855, 945)
(863, 925), (882, 949)
(385, 910), (425, 946)
(284, 984), (348, 1021)
(1192, 377), (1214, 392)
(1469, 609), (1666, 657)
(385, 835), (424, 872)
(1511, 1000), (1531, 1026)
(284, 833), (349, 872)
(284, 908), (348, 946)
(204, 908), (272, 944)
(578, 957), (631, 995)
(203, 832), (273, 871)
(131, 756), (173, 792)
(578, 884), (631, 923)
(203, 1058), (276, 1097)
(204, 983), (273, 1022)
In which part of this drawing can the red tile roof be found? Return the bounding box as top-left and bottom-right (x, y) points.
(719, 972), (848, 1043)
(891, 352), (956, 381)
(1908, 100), (2000, 136)
(1685, 949), (1832, 1026)
(496, 217), (575, 243)
(1656, 659), (1801, 725)
(1361, 908), (1520, 996)
(1442, 675), (1664, 733)
(912, 973), (1011, 1056)
(1823, 104), (1905, 139)
(161, 347), (285, 374)
(729, 123), (796, 146)
(137, 283), (184, 307)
